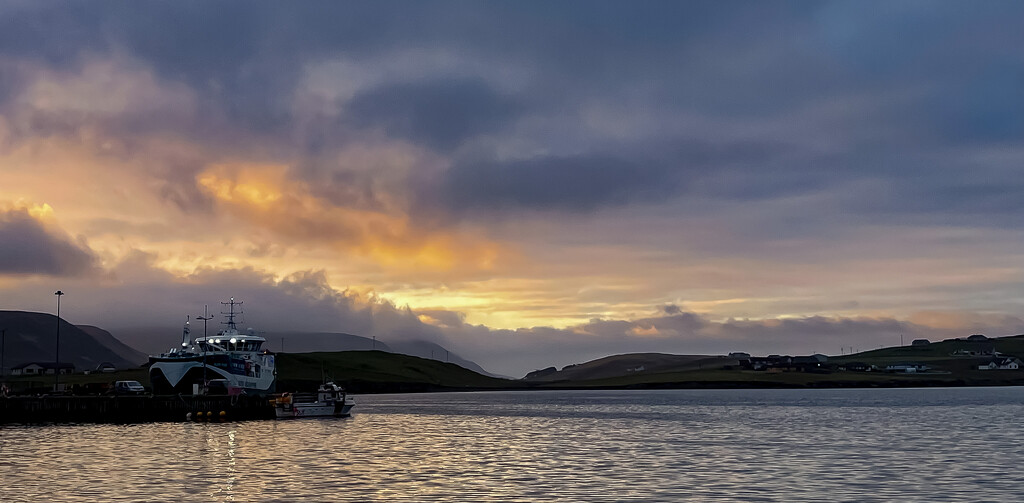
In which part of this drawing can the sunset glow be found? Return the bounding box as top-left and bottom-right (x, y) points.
(2, 2), (1023, 376)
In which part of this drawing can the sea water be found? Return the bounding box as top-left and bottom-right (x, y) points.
(2, 387), (1022, 502)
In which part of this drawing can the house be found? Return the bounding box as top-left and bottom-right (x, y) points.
(11, 362), (75, 376)
(967, 334), (989, 342)
(728, 352), (751, 359)
(95, 362), (117, 373)
(950, 345), (995, 357)
(911, 339), (930, 346)
(978, 357), (1022, 370)
(792, 354), (828, 371)
(742, 354), (827, 372)
(885, 363), (929, 373)
(843, 362), (872, 372)
(743, 355), (791, 371)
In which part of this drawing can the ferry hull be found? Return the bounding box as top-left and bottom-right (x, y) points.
(149, 360), (276, 395)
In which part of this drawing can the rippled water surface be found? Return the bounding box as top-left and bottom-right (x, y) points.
(3, 387), (1023, 502)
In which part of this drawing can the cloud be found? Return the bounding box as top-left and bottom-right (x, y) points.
(343, 78), (523, 150)
(439, 153), (678, 213)
(193, 162), (507, 274)
(2, 251), (1022, 376)
(0, 204), (100, 277)
(1, 2), (1024, 377)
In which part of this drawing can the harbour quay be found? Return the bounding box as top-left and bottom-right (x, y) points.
(0, 394), (275, 424)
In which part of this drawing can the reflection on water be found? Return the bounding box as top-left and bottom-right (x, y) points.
(2, 387), (1024, 502)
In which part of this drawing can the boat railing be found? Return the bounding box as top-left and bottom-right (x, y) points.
(291, 393), (318, 403)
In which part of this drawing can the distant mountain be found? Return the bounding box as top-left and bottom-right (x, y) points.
(387, 340), (498, 377)
(522, 352), (735, 381)
(111, 325), (494, 376)
(77, 325), (147, 366)
(268, 331), (394, 353)
(113, 327), (393, 356)
(0, 311), (142, 371)
(109, 326), (198, 357)
(271, 333), (498, 377)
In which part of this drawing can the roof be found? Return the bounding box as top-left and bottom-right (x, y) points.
(12, 361), (75, 370)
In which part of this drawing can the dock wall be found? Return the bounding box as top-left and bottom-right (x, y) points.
(0, 395), (275, 424)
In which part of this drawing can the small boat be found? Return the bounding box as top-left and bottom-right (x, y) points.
(274, 382), (354, 418)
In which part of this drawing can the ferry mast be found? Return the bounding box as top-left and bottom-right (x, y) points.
(221, 297), (243, 332)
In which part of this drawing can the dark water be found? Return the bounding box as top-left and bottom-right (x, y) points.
(2, 387), (1022, 502)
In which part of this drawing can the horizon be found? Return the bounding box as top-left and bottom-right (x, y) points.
(2, 2), (1024, 376)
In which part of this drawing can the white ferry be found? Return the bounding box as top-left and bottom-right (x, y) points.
(149, 298), (276, 395)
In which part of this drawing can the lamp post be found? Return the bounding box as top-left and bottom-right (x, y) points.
(54, 290), (64, 391)
(197, 305), (213, 387)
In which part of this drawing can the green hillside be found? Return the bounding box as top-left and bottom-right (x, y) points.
(533, 334), (1024, 389)
(276, 350), (514, 393)
(829, 335), (1024, 373)
(9, 335), (1024, 393)
(1, 351), (514, 394)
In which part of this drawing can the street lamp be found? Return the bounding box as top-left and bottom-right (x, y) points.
(54, 290), (64, 391)
(197, 305), (213, 387)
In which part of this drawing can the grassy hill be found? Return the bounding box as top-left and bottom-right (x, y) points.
(9, 335), (1024, 393)
(0, 311), (141, 371)
(275, 350), (514, 393)
(524, 353), (738, 382)
(1, 350), (513, 394)
(529, 334), (1024, 389)
(829, 334), (1024, 373)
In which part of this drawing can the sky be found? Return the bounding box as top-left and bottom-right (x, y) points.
(1, 1), (1024, 376)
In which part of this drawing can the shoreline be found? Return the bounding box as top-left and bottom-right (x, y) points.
(4, 376), (1023, 425)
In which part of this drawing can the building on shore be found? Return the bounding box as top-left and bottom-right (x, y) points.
(10, 362), (75, 376)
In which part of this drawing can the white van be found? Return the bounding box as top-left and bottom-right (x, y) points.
(112, 380), (146, 395)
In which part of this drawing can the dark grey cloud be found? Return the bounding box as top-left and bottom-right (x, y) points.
(440, 154), (676, 213)
(0, 209), (99, 277)
(662, 304), (682, 315)
(344, 78), (522, 150)
(435, 139), (799, 214)
(1, 2), (1023, 233)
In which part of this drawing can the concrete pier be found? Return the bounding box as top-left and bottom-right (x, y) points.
(0, 395), (275, 423)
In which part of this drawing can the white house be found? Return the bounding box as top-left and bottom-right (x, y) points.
(885, 363), (928, 373)
(978, 358), (1022, 370)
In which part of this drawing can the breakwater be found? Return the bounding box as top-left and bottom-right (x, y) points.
(0, 394), (275, 423)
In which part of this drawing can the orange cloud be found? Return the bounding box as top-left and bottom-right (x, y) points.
(195, 162), (508, 273)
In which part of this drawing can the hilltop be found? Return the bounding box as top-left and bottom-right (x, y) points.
(524, 353), (736, 382)
(0, 310), (493, 377)
(113, 326), (493, 376)
(520, 333), (1024, 389)
(275, 350), (513, 393)
(0, 311), (143, 372)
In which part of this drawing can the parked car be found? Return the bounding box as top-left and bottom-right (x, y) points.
(110, 380), (146, 395)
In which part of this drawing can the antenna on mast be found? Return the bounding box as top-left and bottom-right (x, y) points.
(221, 297), (243, 331)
